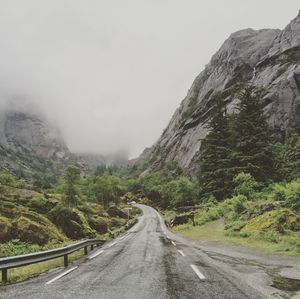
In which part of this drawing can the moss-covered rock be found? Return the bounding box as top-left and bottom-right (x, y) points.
(0, 215), (12, 241)
(12, 213), (66, 245)
(49, 205), (96, 239)
(27, 196), (58, 213)
(241, 209), (300, 234)
(109, 217), (127, 228)
(88, 216), (108, 234)
(107, 206), (128, 219)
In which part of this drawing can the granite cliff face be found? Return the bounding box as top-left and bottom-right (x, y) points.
(140, 11), (300, 175)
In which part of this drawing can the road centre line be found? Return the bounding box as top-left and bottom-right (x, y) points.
(46, 266), (78, 285)
(178, 250), (186, 257)
(171, 241), (176, 246)
(89, 250), (104, 260)
(191, 264), (205, 280)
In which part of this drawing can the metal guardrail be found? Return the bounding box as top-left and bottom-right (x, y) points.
(0, 239), (105, 283)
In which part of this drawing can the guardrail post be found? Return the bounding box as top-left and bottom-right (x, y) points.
(91, 245), (94, 250)
(64, 254), (68, 267)
(84, 246), (88, 255)
(2, 269), (8, 283)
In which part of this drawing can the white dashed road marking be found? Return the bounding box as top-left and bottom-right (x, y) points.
(107, 242), (117, 248)
(171, 241), (176, 246)
(191, 264), (205, 280)
(89, 250), (104, 260)
(178, 250), (186, 257)
(46, 266), (78, 285)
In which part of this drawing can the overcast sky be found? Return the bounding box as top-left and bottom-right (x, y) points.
(0, 1), (299, 158)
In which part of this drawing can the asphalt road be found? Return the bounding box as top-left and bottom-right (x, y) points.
(0, 204), (263, 299)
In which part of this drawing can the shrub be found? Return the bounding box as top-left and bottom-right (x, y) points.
(284, 180), (300, 211)
(224, 220), (247, 236)
(269, 184), (287, 201)
(233, 172), (258, 199)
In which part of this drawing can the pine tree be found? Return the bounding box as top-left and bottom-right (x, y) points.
(198, 95), (233, 201)
(232, 85), (274, 182)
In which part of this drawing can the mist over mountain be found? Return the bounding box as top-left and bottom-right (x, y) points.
(0, 99), (128, 185)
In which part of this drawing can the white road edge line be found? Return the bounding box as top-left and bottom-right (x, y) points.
(46, 266), (78, 285)
(171, 241), (176, 246)
(178, 250), (186, 257)
(191, 264), (205, 280)
(89, 250), (104, 260)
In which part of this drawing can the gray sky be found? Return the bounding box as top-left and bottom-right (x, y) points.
(0, 1), (299, 158)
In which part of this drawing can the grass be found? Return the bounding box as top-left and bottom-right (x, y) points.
(172, 219), (300, 256)
(1, 248), (86, 285)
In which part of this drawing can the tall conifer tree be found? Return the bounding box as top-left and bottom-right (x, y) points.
(232, 85), (274, 182)
(198, 94), (233, 201)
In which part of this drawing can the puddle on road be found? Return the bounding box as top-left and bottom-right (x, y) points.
(204, 250), (300, 295)
(268, 269), (300, 293)
(159, 235), (172, 247)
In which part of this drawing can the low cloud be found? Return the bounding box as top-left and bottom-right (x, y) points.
(0, 0), (298, 158)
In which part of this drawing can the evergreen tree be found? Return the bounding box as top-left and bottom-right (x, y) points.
(63, 165), (81, 206)
(232, 86), (274, 182)
(198, 95), (233, 201)
(273, 131), (300, 181)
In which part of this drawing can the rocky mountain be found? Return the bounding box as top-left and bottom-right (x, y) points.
(0, 100), (129, 184)
(139, 11), (300, 175)
(0, 103), (73, 185)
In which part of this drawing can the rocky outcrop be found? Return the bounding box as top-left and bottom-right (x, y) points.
(140, 11), (300, 175)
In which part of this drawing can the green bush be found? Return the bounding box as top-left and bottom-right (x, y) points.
(224, 220), (247, 236)
(269, 183), (287, 201)
(269, 180), (300, 211)
(284, 180), (300, 211)
(233, 172), (258, 199)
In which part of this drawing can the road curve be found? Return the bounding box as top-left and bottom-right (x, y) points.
(0, 204), (263, 299)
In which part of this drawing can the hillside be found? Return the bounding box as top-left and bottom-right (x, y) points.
(139, 11), (300, 175)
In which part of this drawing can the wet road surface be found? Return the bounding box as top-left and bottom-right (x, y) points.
(0, 204), (263, 299)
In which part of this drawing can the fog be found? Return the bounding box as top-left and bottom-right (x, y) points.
(0, 1), (299, 158)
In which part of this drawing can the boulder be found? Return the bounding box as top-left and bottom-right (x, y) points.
(170, 213), (195, 227)
(260, 203), (275, 213)
(241, 209), (300, 234)
(107, 206), (128, 219)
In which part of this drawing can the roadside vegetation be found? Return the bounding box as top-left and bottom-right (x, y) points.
(1, 84), (300, 284)
(0, 167), (140, 283)
(118, 85), (300, 256)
